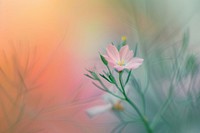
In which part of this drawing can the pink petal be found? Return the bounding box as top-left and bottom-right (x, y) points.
(119, 45), (128, 58)
(104, 55), (116, 67)
(125, 51), (134, 62)
(106, 44), (120, 62)
(114, 65), (125, 71)
(119, 45), (133, 62)
(132, 57), (144, 63)
(126, 57), (144, 70)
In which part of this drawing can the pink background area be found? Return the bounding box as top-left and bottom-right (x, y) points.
(0, 0), (122, 132)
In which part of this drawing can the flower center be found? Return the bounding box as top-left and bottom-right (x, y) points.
(112, 101), (124, 111)
(117, 59), (125, 66)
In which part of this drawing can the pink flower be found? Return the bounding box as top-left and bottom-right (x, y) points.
(104, 44), (144, 71)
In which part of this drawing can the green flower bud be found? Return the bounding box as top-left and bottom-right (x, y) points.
(121, 36), (127, 46)
(100, 54), (108, 66)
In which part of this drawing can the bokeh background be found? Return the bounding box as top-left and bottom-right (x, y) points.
(0, 0), (200, 133)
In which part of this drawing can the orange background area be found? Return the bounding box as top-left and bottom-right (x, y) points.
(0, 0), (149, 132)
(0, 0), (114, 132)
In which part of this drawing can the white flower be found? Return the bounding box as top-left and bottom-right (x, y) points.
(86, 88), (124, 118)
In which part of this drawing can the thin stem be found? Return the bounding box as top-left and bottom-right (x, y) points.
(124, 70), (132, 86)
(150, 85), (173, 129)
(106, 65), (123, 93)
(97, 79), (125, 100)
(131, 74), (146, 114)
(125, 96), (153, 133)
(119, 71), (153, 133)
(106, 65), (112, 75)
(119, 72), (125, 94)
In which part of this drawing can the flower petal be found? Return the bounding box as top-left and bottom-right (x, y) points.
(119, 45), (133, 62)
(86, 104), (112, 118)
(106, 44), (120, 62)
(114, 65), (125, 71)
(119, 45), (128, 59)
(126, 57), (144, 70)
(125, 50), (134, 62)
(104, 55), (116, 67)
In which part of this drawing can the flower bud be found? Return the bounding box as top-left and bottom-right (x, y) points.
(100, 54), (108, 66)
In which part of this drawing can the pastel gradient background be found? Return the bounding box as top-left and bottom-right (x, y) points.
(0, 0), (200, 133)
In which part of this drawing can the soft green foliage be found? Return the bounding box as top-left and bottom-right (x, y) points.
(85, 0), (200, 132)
(86, 35), (200, 133)
(185, 55), (198, 76)
(182, 29), (190, 51)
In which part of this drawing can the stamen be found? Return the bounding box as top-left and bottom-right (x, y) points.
(113, 101), (124, 111)
(117, 59), (125, 66)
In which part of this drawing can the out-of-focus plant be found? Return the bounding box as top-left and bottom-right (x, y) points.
(0, 43), (86, 133)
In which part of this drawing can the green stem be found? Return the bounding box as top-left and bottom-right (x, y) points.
(151, 85), (173, 129)
(97, 79), (125, 100)
(119, 72), (153, 133)
(125, 96), (153, 133)
(106, 65), (112, 76)
(106, 65), (123, 93)
(119, 72), (125, 93)
(124, 70), (132, 86)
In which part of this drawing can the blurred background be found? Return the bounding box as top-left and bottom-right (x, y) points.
(0, 0), (200, 132)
